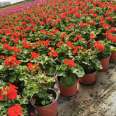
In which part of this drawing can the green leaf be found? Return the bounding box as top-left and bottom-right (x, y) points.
(71, 66), (85, 78)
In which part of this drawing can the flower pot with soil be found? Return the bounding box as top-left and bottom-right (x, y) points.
(76, 49), (102, 85)
(58, 76), (79, 96)
(33, 89), (59, 116)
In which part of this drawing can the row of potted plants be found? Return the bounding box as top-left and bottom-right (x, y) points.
(0, 0), (116, 115)
(0, 54), (115, 116)
(0, 47), (115, 116)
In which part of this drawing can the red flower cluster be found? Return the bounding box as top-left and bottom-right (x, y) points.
(0, 83), (18, 101)
(66, 41), (74, 49)
(7, 84), (18, 100)
(48, 48), (58, 57)
(73, 46), (83, 55)
(94, 41), (105, 52)
(106, 28), (116, 43)
(3, 44), (21, 53)
(90, 32), (96, 39)
(31, 52), (39, 59)
(4, 55), (21, 68)
(74, 35), (83, 42)
(27, 62), (35, 70)
(56, 41), (64, 48)
(60, 12), (67, 19)
(64, 59), (76, 67)
(22, 41), (31, 49)
(41, 40), (50, 47)
(8, 104), (23, 116)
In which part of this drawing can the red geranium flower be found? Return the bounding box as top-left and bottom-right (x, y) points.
(1, 37), (7, 42)
(12, 47), (21, 53)
(64, 59), (76, 67)
(74, 34), (83, 41)
(48, 48), (58, 57)
(4, 56), (21, 67)
(106, 28), (116, 43)
(7, 83), (18, 100)
(22, 41), (31, 49)
(60, 12), (67, 19)
(0, 83), (17, 101)
(5, 30), (11, 36)
(22, 21), (27, 25)
(73, 46), (83, 55)
(27, 63), (36, 70)
(7, 84), (17, 100)
(75, 12), (81, 18)
(4, 56), (21, 68)
(94, 41), (105, 52)
(90, 32), (96, 39)
(60, 32), (67, 39)
(3, 44), (12, 51)
(55, 18), (61, 24)
(56, 41), (64, 48)
(66, 41), (74, 49)
(41, 40), (50, 47)
(31, 52), (39, 59)
(102, 23), (110, 29)
(11, 37), (19, 44)
(8, 104), (23, 116)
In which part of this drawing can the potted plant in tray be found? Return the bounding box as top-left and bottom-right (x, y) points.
(75, 49), (102, 85)
(20, 70), (58, 116)
(55, 59), (85, 97)
(94, 40), (111, 71)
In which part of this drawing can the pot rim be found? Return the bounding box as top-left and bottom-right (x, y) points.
(59, 79), (78, 88)
(58, 76), (77, 86)
(85, 71), (96, 75)
(100, 55), (111, 60)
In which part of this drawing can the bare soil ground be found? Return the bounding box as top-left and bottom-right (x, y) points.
(58, 63), (116, 116)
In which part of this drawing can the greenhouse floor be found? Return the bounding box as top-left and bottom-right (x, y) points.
(58, 63), (116, 116)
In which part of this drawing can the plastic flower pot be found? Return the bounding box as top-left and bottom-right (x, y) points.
(36, 89), (59, 116)
(37, 100), (58, 116)
(79, 72), (97, 85)
(110, 51), (116, 62)
(100, 56), (110, 72)
(59, 80), (79, 97)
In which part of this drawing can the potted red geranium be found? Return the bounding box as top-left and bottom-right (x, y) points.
(21, 71), (58, 116)
(76, 49), (102, 85)
(0, 80), (27, 116)
(55, 59), (84, 97)
(94, 40), (111, 71)
(106, 28), (116, 62)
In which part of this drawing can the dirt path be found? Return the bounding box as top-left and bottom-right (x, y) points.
(58, 63), (116, 116)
